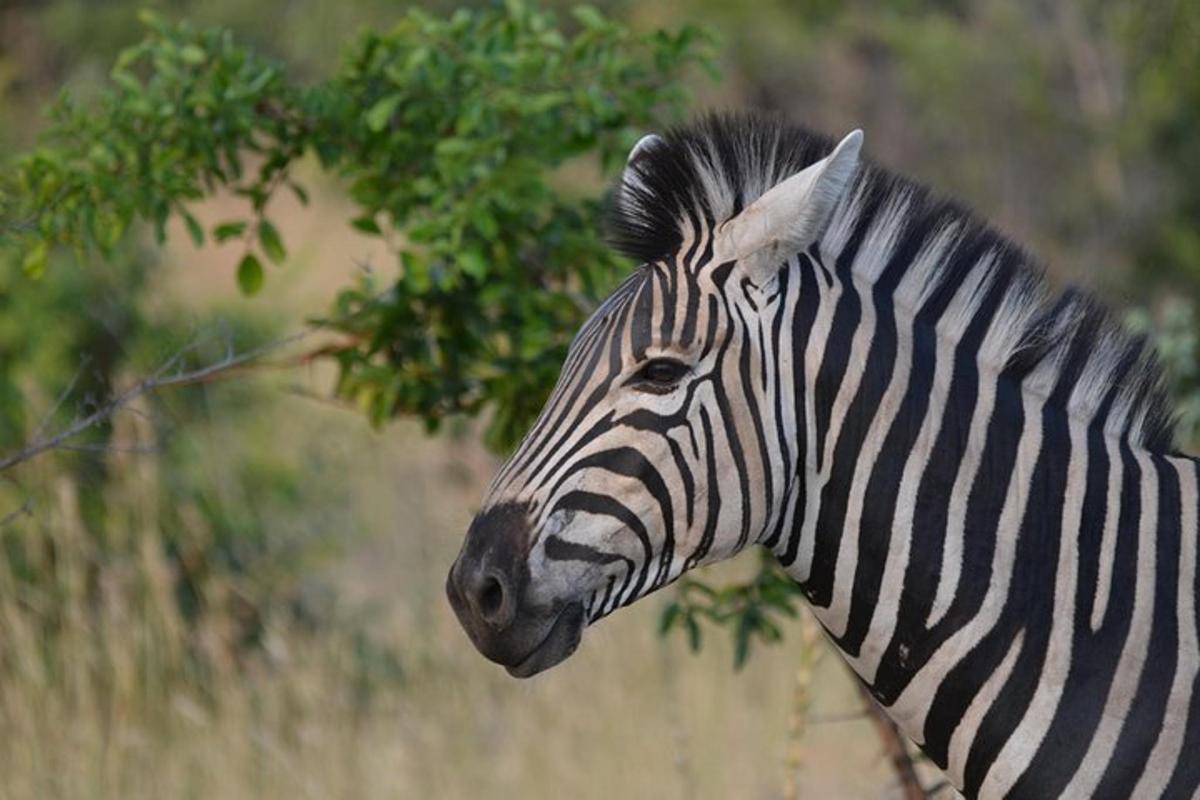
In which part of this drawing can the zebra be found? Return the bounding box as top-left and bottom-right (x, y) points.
(445, 111), (1199, 799)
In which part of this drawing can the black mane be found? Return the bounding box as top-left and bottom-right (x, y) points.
(604, 111), (1177, 452)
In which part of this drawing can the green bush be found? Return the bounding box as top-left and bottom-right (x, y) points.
(0, 0), (726, 686)
(2, 2), (712, 450)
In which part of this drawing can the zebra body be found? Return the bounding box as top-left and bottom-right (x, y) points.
(447, 112), (1199, 798)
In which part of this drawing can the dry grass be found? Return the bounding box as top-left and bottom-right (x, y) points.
(0, 174), (917, 800)
(0, 408), (905, 800)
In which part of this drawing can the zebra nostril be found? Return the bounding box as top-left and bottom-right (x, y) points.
(473, 572), (514, 627)
(479, 576), (504, 617)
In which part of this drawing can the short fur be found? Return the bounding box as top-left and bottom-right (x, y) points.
(605, 111), (1176, 452)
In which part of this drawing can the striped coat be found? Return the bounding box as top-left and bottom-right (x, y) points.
(447, 112), (1199, 798)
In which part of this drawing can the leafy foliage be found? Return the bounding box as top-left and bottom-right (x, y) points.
(1120, 3), (1200, 293)
(13, 2), (1199, 678)
(1127, 299), (1200, 448)
(2, 3), (712, 451)
(660, 548), (805, 669)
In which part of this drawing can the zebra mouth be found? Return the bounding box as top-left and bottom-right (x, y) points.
(505, 601), (585, 678)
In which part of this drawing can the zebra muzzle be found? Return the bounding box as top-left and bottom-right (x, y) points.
(447, 502), (585, 677)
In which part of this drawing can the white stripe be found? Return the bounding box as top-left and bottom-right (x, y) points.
(886, 391), (1044, 747)
(977, 418), (1087, 797)
(820, 300), (913, 638)
(1059, 449), (1158, 797)
(1131, 458), (1197, 799)
(850, 263), (988, 679)
(792, 262), (843, 580)
(946, 630), (1025, 793)
(1091, 433), (1124, 631)
(926, 365), (997, 628)
(792, 198), (910, 580)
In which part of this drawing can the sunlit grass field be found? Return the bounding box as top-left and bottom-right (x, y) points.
(0, 174), (922, 800)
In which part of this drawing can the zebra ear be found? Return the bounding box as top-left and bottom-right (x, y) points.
(619, 134), (664, 199)
(627, 134), (663, 164)
(719, 129), (863, 281)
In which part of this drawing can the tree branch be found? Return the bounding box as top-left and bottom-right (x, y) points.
(855, 680), (930, 800)
(0, 329), (312, 474)
(0, 496), (32, 529)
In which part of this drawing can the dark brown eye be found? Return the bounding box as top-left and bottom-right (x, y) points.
(628, 358), (690, 392)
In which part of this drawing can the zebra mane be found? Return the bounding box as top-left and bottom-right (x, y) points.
(605, 111), (1177, 452)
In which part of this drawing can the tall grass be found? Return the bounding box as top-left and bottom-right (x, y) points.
(0, 380), (401, 799)
(0, 185), (918, 800)
(0, 400), (905, 799)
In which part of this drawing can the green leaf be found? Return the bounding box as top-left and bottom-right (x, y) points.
(658, 603), (681, 636)
(684, 580), (717, 599)
(572, 6), (607, 29)
(182, 210), (205, 247)
(136, 8), (163, 28)
(351, 215), (382, 235)
(685, 613), (702, 652)
(289, 181), (310, 206)
(21, 241), (48, 278)
(237, 253), (264, 295)
(459, 248), (488, 279)
(365, 95), (402, 133)
(258, 220), (286, 264)
(733, 613), (754, 669)
(213, 221), (248, 242)
(180, 44), (208, 66)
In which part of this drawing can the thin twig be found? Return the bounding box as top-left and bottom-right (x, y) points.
(854, 679), (929, 800)
(0, 329), (311, 474)
(0, 279), (391, 475)
(54, 443), (162, 456)
(782, 607), (826, 800)
(0, 496), (32, 529)
(30, 357), (88, 443)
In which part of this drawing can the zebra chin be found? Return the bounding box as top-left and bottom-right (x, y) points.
(501, 601), (586, 678)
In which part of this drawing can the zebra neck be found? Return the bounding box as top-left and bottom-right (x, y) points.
(768, 248), (1200, 797)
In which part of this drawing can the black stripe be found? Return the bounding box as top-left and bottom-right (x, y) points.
(778, 252), (822, 564)
(568, 447), (676, 590)
(873, 264), (1011, 698)
(550, 490), (652, 610)
(917, 374), (1026, 766)
(684, 406), (722, 569)
(1010, 437), (1139, 795)
(545, 534), (632, 567)
(1094, 454), (1181, 794)
(960, 390), (1071, 796)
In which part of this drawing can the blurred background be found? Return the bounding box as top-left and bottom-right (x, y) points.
(1, 1), (1198, 798)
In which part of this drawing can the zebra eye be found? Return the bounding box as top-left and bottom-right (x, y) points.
(628, 358), (690, 393)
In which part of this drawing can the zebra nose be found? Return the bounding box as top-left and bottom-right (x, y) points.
(446, 502), (533, 633)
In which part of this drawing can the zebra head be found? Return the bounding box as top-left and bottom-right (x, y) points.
(447, 119), (863, 677)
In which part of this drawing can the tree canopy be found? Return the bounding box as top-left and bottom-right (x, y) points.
(2, 3), (711, 450)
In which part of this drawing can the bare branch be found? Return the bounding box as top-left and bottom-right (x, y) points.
(855, 679), (930, 800)
(31, 357), (89, 443)
(0, 282), (392, 476)
(0, 328), (312, 474)
(782, 607), (827, 800)
(54, 443), (162, 456)
(0, 496), (32, 529)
